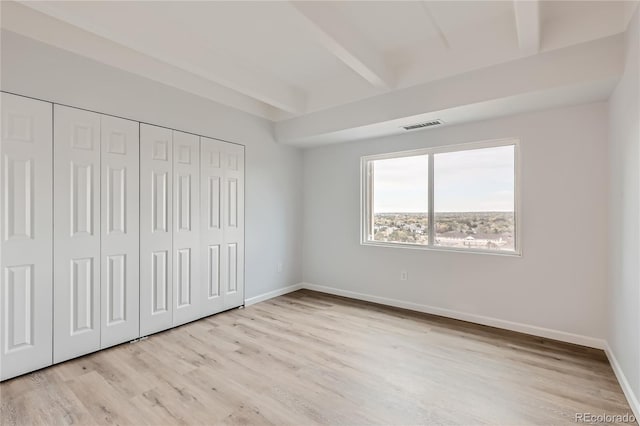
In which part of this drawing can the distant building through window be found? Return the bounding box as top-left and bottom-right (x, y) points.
(362, 139), (519, 254)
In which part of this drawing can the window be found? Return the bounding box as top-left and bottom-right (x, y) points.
(362, 139), (519, 254)
(371, 155), (429, 245)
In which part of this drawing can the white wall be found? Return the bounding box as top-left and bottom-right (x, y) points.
(0, 30), (304, 299)
(303, 102), (609, 346)
(607, 4), (640, 414)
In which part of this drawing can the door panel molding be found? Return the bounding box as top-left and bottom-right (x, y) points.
(100, 114), (139, 349)
(0, 93), (53, 381)
(53, 104), (101, 364)
(172, 131), (200, 326)
(140, 124), (173, 336)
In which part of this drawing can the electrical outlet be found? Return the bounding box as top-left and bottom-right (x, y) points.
(400, 270), (408, 281)
(277, 262), (283, 273)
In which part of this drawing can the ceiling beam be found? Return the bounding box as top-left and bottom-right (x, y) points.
(289, 1), (394, 89)
(18, 1), (306, 114)
(513, 0), (541, 55)
(419, 2), (449, 49)
(275, 34), (622, 145)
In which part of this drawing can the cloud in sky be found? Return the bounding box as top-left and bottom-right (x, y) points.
(373, 145), (514, 213)
(373, 154), (428, 213)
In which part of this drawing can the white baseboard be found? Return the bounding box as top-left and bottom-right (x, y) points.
(300, 282), (606, 349)
(247, 282), (637, 416)
(244, 283), (304, 306)
(605, 344), (640, 420)
(246, 282), (638, 417)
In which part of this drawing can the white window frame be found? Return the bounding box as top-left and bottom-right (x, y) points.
(361, 138), (522, 256)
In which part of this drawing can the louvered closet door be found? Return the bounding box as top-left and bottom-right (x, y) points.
(200, 137), (225, 316)
(140, 124), (173, 336)
(53, 105), (101, 363)
(100, 115), (139, 348)
(222, 144), (245, 309)
(0, 93), (53, 380)
(172, 131), (200, 326)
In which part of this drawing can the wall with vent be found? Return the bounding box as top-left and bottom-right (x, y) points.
(302, 102), (609, 347)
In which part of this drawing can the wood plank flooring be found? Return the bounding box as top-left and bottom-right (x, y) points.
(0, 290), (635, 425)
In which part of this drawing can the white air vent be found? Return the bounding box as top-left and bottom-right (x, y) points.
(402, 119), (443, 131)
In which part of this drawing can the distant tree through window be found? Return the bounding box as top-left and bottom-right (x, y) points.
(362, 140), (519, 254)
(372, 155), (429, 245)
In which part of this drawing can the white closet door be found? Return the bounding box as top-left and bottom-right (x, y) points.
(140, 124), (173, 336)
(100, 115), (139, 348)
(172, 131), (200, 326)
(222, 144), (245, 309)
(200, 137), (225, 316)
(53, 105), (101, 363)
(0, 93), (53, 380)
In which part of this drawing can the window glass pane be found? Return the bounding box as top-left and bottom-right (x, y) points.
(434, 145), (515, 251)
(371, 155), (428, 245)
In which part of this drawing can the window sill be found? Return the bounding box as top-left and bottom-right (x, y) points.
(361, 240), (522, 257)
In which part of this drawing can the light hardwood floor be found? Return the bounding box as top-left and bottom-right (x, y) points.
(0, 290), (635, 425)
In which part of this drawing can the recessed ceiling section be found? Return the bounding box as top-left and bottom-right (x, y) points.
(540, 0), (628, 50)
(156, 1), (353, 89)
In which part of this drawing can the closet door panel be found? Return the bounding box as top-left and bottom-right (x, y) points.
(140, 124), (173, 335)
(0, 93), (53, 380)
(53, 105), (101, 363)
(222, 145), (244, 309)
(100, 115), (139, 348)
(172, 131), (200, 326)
(200, 137), (225, 316)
